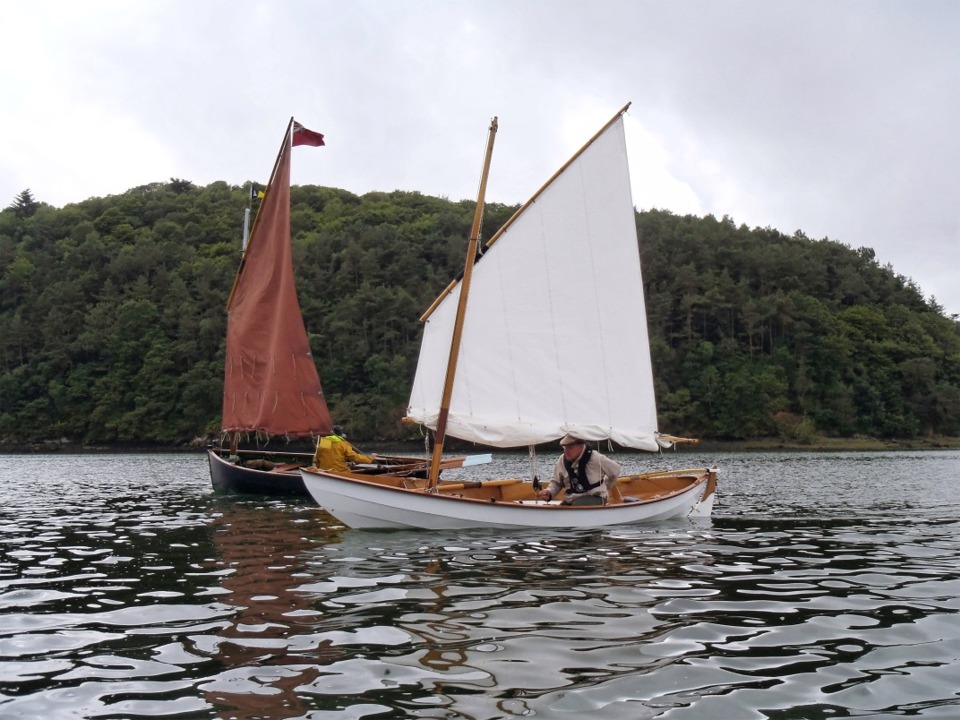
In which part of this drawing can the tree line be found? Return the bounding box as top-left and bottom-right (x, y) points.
(1, 182), (958, 448)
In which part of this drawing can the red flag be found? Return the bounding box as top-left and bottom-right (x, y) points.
(292, 120), (325, 147)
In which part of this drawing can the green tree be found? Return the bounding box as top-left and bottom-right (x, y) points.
(7, 189), (40, 219)
(0, 185), (957, 447)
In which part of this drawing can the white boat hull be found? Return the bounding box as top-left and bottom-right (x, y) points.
(301, 467), (717, 530)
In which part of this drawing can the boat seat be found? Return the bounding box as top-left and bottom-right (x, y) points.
(437, 478), (523, 493)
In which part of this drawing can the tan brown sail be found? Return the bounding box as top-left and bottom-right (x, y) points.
(221, 118), (332, 438)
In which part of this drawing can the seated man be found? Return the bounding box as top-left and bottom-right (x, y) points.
(536, 434), (620, 505)
(314, 424), (378, 472)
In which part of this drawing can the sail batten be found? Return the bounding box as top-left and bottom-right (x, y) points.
(407, 114), (659, 451)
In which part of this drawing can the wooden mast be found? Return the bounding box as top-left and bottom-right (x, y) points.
(426, 117), (498, 490)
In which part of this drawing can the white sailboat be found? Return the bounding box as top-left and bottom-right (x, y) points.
(301, 104), (718, 529)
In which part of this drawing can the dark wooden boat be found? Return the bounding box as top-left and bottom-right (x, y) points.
(208, 117), (334, 495)
(208, 446), (491, 497)
(210, 118), (419, 496)
(208, 447), (316, 496)
(210, 119), (491, 496)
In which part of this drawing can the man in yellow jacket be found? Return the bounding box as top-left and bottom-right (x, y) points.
(313, 425), (378, 473)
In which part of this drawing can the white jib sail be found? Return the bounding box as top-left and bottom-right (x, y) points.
(407, 115), (660, 451)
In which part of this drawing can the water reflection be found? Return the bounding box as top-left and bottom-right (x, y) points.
(0, 452), (957, 719)
(288, 514), (960, 718)
(0, 455), (232, 717)
(194, 498), (340, 718)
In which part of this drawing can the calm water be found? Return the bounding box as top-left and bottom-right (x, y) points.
(0, 450), (958, 719)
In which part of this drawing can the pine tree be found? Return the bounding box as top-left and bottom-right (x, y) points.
(7, 189), (40, 219)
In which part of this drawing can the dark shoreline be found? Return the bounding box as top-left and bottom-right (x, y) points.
(3, 435), (959, 455)
(694, 436), (960, 452)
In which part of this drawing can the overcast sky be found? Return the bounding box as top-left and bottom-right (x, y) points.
(3, 0), (958, 316)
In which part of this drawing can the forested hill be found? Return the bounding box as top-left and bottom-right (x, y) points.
(1, 182), (958, 448)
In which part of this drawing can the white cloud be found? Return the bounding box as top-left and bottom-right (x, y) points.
(623, 115), (704, 216)
(1, 0), (957, 315)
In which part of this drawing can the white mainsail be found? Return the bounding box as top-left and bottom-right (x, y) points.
(407, 114), (661, 450)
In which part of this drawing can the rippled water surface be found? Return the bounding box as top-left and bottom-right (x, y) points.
(1, 450), (958, 719)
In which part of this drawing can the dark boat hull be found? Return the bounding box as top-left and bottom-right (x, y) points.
(207, 448), (312, 496)
(208, 446), (483, 497)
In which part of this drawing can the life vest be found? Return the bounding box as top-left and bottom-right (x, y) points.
(563, 447), (603, 494)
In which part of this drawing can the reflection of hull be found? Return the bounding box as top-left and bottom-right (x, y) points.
(201, 498), (338, 718)
(301, 466), (718, 530)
